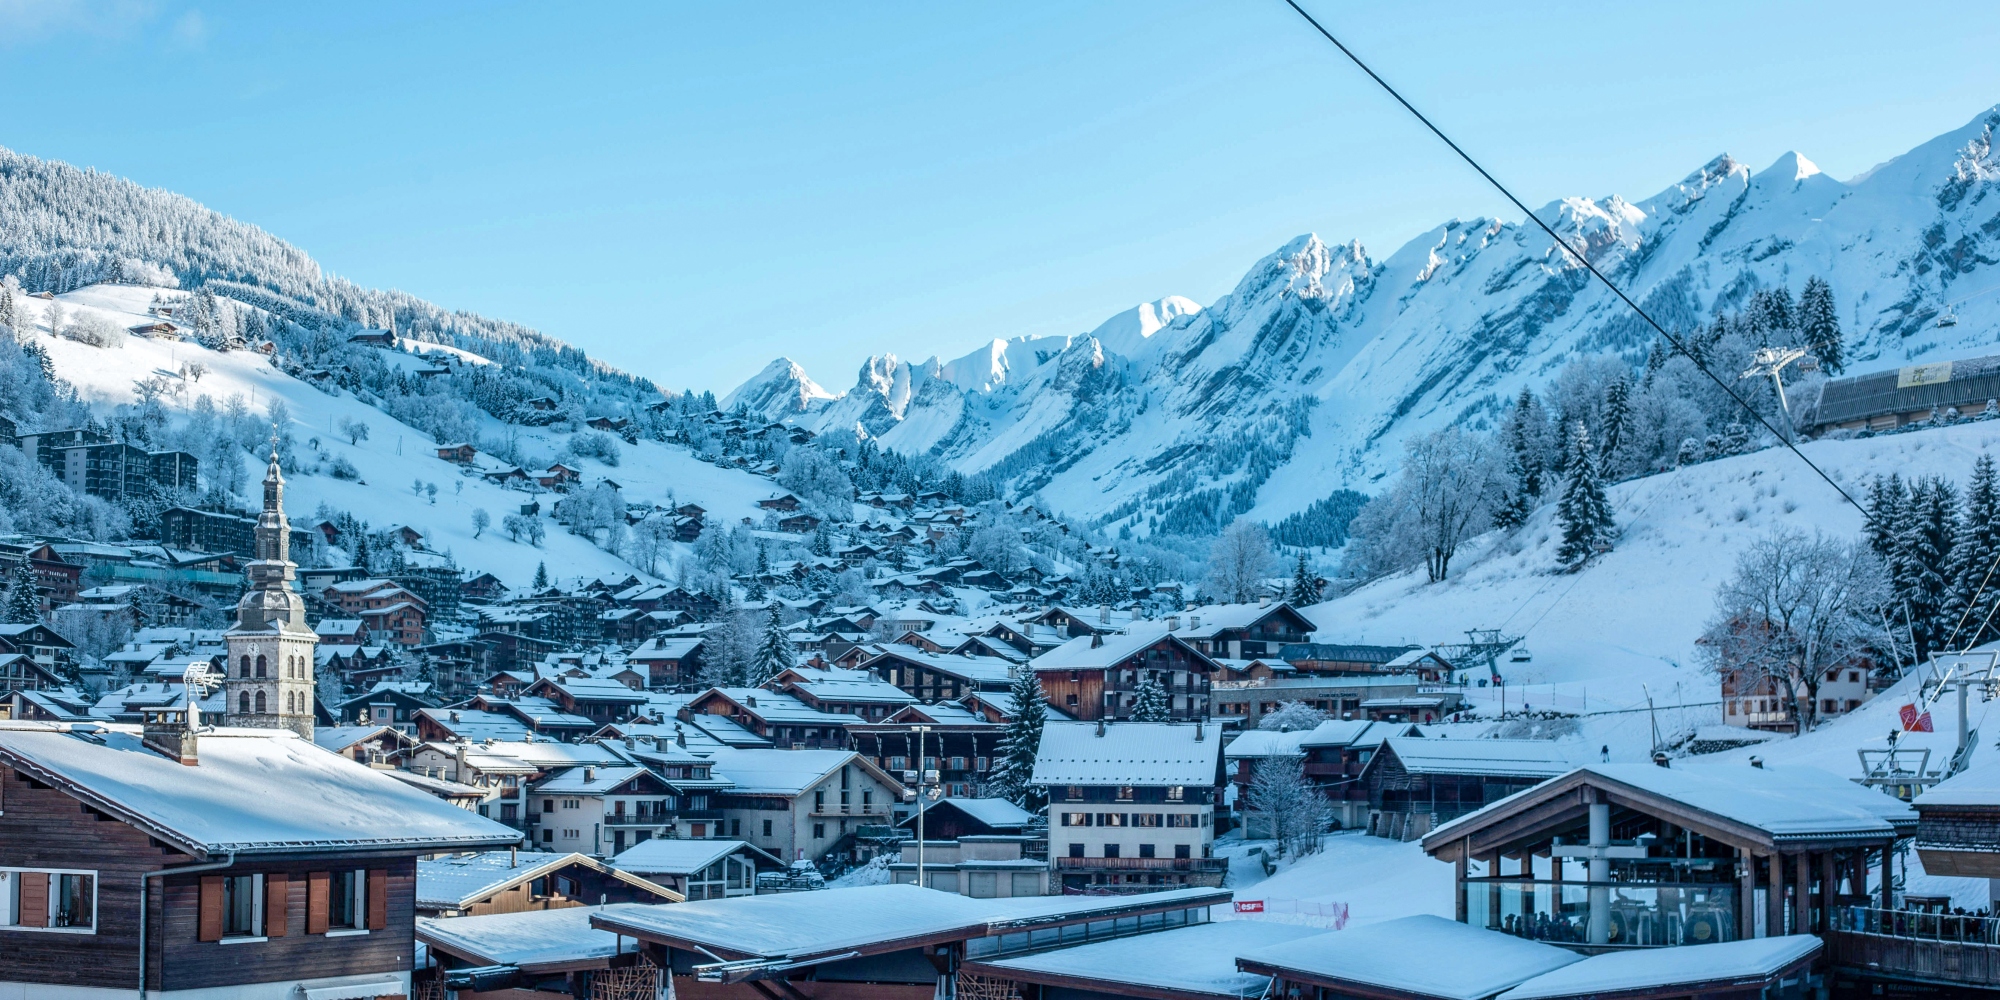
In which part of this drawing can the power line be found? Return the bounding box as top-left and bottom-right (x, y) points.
(1274, 0), (1870, 523)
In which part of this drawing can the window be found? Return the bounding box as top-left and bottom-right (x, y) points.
(1166, 786), (1185, 802)
(1102, 844), (1120, 858)
(542, 829), (554, 843)
(1133, 813), (1162, 827)
(813, 822), (826, 839)
(814, 790), (825, 812)
(1068, 844), (1084, 859)
(1062, 812), (1091, 827)
(731, 819), (741, 836)
(1167, 814), (1199, 828)
(239, 692), (251, 714)
(255, 691), (267, 713)
(763, 819), (773, 837)
(328, 870), (364, 931)
(1116, 786), (1134, 802)
(223, 874), (261, 937)
(0, 868), (96, 932)
(1139, 844), (1156, 858)
(543, 800), (555, 813)
(255, 654), (267, 678)
(501, 804), (518, 822)
(1097, 813), (1125, 827)
(1174, 844), (1191, 860)
(1065, 786), (1083, 802)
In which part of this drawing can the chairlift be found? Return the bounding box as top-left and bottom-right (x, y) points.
(1938, 306), (1959, 328)
(1509, 647), (1533, 663)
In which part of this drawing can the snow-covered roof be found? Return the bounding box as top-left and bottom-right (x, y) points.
(477, 739), (627, 770)
(1236, 915), (1580, 1000)
(417, 850), (677, 910)
(1297, 719), (1412, 749)
(414, 708), (534, 742)
(1496, 935), (1821, 1000)
(591, 884), (1226, 960)
(788, 677), (919, 705)
(418, 905), (638, 970)
(1032, 722), (1221, 786)
(868, 647), (1018, 686)
(703, 688), (862, 726)
(631, 636), (703, 659)
(1378, 737), (1574, 778)
(0, 723), (521, 858)
(904, 797), (1033, 830)
(971, 920), (1325, 999)
(1031, 623), (1214, 673)
(312, 725), (403, 752)
(1221, 729), (1318, 760)
(536, 764), (649, 794)
(610, 837), (778, 875)
(1430, 761), (1918, 848)
(697, 746), (870, 796)
(1916, 754), (2000, 808)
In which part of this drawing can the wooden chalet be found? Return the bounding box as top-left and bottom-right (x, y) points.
(1361, 737), (1571, 840)
(1030, 622), (1221, 722)
(0, 720), (518, 998)
(862, 647), (1017, 703)
(850, 701), (1007, 798)
(435, 442), (477, 464)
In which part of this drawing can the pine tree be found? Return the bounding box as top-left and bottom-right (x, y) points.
(1132, 674), (1170, 722)
(1944, 455), (2000, 651)
(1902, 477), (1959, 660)
(1798, 277), (1843, 375)
(1598, 375), (1630, 477)
(1864, 475), (1907, 560)
(1555, 423), (1614, 571)
(532, 561), (550, 590)
(1288, 550), (1319, 605)
(754, 606), (796, 682)
(1493, 389), (1546, 530)
(990, 668), (1049, 810)
(4, 562), (41, 623)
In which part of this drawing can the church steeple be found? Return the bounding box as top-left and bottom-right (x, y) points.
(225, 441), (318, 739)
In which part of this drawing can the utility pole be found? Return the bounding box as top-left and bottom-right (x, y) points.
(908, 725), (939, 888)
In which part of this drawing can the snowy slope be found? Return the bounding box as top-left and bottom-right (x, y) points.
(733, 106), (2000, 530)
(19, 285), (778, 588)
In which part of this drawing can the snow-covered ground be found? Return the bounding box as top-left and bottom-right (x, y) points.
(1215, 831), (1456, 929)
(22, 285), (781, 587)
(1302, 418), (2000, 764)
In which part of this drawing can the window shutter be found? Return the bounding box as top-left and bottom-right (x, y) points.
(264, 873), (287, 937)
(197, 875), (223, 942)
(18, 871), (48, 929)
(306, 872), (329, 934)
(366, 869), (388, 930)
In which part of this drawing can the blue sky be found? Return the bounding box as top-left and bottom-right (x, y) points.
(6, 2), (2000, 393)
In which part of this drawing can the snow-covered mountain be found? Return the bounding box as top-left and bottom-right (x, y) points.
(735, 106), (2000, 534)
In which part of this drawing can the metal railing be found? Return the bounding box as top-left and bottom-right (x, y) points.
(1055, 857), (1229, 872)
(1837, 906), (2000, 945)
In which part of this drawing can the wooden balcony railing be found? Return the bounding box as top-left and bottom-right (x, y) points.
(1830, 907), (2000, 990)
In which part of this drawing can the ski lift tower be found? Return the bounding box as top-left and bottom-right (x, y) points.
(1440, 628), (1523, 686)
(1921, 651), (2000, 778)
(1740, 346), (1811, 416)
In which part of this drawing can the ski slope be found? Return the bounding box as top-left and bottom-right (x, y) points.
(21, 285), (780, 588)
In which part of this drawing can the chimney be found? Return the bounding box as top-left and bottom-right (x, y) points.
(1099, 605), (1110, 624)
(1167, 615), (1180, 631)
(1090, 634), (1103, 648)
(1195, 721), (1205, 741)
(450, 710), (462, 722)
(624, 736), (636, 749)
(1095, 718), (1106, 737)
(1749, 756), (1763, 769)
(141, 709), (199, 766)
(1191, 615), (1201, 629)
(747, 695), (758, 708)
(584, 766), (597, 783)
(510, 846), (518, 867)
(1259, 595), (1270, 609)
(456, 741), (470, 781)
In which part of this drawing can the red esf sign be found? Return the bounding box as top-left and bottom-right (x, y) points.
(1234, 901), (1265, 913)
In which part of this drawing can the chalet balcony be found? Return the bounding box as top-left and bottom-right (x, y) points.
(1463, 879), (1740, 947)
(1055, 857), (1229, 874)
(810, 802), (889, 817)
(1830, 907), (2000, 990)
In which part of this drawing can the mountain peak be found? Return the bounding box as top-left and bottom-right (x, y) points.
(1763, 150), (1821, 181)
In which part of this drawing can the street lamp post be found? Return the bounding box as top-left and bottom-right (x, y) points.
(909, 725), (940, 887)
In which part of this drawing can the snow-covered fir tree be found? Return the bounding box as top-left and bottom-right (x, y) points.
(1943, 455), (2000, 651)
(1131, 674), (1170, 722)
(532, 561), (549, 590)
(1289, 551), (1318, 605)
(1798, 276), (1843, 374)
(754, 606), (796, 683)
(4, 561), (40, 623)
(990, 668), (1049, 810)
(1493, 388), (1547, 530)
(1555, 423), (1614, 571)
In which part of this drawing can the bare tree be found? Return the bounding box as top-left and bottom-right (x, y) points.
(1249, 753), (1332, 858)
(1697, 528), (1887, 731)
(1344, 427), (1501, 583)
(1207, 519), (1275, 603)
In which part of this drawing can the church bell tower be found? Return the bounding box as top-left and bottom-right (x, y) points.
(224, 448), (318, 739)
